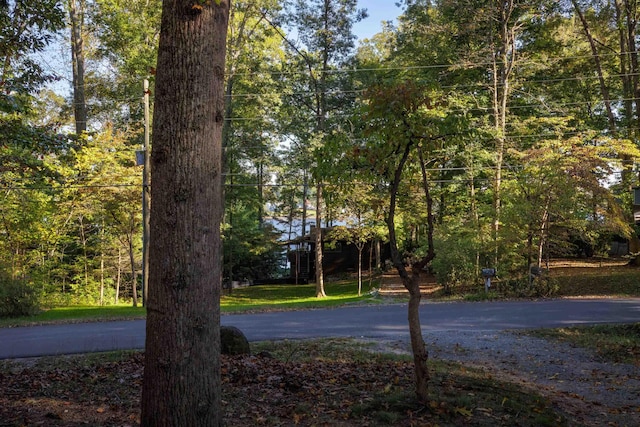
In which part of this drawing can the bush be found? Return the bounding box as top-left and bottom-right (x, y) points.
(431, 235), (478, 294)
(502, 274), (559, 298)
(464, 291), (501, 302)
(0, 273), (42, 318)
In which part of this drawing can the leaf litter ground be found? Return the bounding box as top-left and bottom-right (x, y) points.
(1, 334), (638, 426)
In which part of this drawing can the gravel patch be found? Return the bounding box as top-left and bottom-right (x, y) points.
(369, 330), (640, 426)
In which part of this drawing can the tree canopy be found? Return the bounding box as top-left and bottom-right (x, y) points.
(2, 0), (640, 322)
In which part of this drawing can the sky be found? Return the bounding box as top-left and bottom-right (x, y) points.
(38, 1), (404, 98)
(352, 1), (403, 40)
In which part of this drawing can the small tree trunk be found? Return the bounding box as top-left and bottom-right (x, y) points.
(115, 247), (121, 304)
(368, 241), (374, 289)
(537, 198), (551, 267)
(357, 245), (363, 296)
(127, 231), (137, 307)
(404, 273), (429, 402)
(387, 140), (432, 403)
(100, 251), (104, 306)
(315, 184), (326, 298)
(78, 216), (89, 291)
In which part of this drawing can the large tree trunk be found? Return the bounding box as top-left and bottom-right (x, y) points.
(141, 1), (230, 426)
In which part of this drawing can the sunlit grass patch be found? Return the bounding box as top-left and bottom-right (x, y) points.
(0, 304), (146, 327)
(221, 280), (381, 312)
(551, 264), (639, 297)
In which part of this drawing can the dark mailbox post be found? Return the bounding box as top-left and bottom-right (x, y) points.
(481, 268), (496, 292)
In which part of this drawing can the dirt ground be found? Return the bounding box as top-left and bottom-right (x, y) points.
(1, 332), (638, 426)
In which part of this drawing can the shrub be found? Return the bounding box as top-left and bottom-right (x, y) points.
(431, 235), (478, 294)
(0, 271), (42, 317)
(502, 274), (559, 298)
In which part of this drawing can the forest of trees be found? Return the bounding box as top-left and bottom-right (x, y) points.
(2, 0), (640, 315)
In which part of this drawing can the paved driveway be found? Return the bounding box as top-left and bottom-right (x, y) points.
(0, 299), (638, 359)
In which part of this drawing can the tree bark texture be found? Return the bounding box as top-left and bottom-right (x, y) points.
(405, 273), (429, 403)
(141, 1), (230, 426)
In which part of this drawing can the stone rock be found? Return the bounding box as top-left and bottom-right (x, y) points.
(220, 325), (250, 355)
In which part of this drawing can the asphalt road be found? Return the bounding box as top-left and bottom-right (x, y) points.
(0, 299), (639, 359)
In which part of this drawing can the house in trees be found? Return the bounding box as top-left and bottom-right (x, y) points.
(286, 226), (389, 284)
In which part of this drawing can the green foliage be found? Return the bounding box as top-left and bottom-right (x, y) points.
(0, 268), (41, 318)
(223, 195), (285, 282)
(90, 0), (161, 128)
(0, 0), (65, 97)
(500, 275), (560, 299)
(430, 232), (479, 293)
(463, 291), (501, 302)
(4, 0), (640, 308)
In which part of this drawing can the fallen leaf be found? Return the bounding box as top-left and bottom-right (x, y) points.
(454, 406), (472, 417)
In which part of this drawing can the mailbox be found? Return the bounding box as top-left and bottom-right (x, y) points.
(481, 268), (496, 292)
(136, 149), (145, 166)
(481, 268), (496, 278)
(530, 266), (544, 277)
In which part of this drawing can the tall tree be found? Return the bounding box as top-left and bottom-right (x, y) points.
(565, 0), (640, 251)
(0, 0), (65, 298)
(281, 0), (366, 297)
(69, 0), (87, 134)
(222, 0), (285, 284)
(360, 79), (450, 403)
(90, 0), (162, 129)
(141, 0), (230, 425)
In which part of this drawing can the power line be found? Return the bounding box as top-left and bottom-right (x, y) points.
(55, 69), (640, 106)
(38, 42), (640, 95)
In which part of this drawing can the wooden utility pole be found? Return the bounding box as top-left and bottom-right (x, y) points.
(142, 79), (151, 306)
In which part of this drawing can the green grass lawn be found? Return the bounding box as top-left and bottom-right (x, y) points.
(1, 261), (638, 327)
(0, 280), (378, 327)
(552, 264), (640, 297)
(221, 281), (379, 312)
(0, 304), (147, 328)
